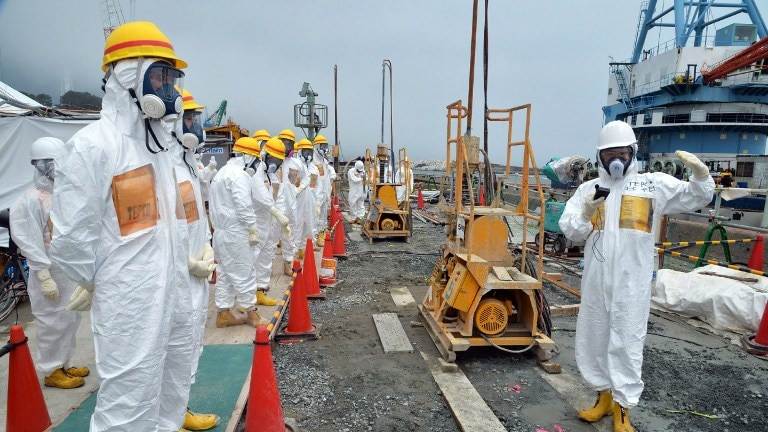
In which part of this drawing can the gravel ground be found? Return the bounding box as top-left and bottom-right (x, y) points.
(239, 208), (768, 432)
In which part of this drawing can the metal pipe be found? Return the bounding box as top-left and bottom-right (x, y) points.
(466, 0), (478, 133)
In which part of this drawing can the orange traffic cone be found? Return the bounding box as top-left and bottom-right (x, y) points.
(303, 238), (325, 299)
(329, 206), (339, 234)
(332, 194), (339, 207)
(748, 235), (764, 272)
(322, 231), (334, 260)
(275, 264), (319, 341)
(478, 183), (486, 206)
(245, 325), (287, 432)
(333, 219), (348, 259)
(417, 188), (425, 209)
(743, 302), (768, 355)
(6, 325), (52, 432)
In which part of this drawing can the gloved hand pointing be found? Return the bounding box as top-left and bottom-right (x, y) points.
(582, 195), (606, 221)
(35, 269), (59, 302)
(248, 224), (260, 245)
(676, 150), (709, 179)
(67, 284), (94, 311)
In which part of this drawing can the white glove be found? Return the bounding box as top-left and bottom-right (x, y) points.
(35, 269), (59, 302)
(269, 207), (290, 228)
(297, 184), (307, 194)
(67, 284), (94, 311)
(188, 256), (215, 278)
(315, 203), (322, 218)
(582, 195), (606, 221)
(676, 150), (709, 178)
(248, 224), (260, 245)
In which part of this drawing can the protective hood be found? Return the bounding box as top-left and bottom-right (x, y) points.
(103, 58), (180, 140)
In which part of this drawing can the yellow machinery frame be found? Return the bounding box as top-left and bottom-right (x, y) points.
(418, 100), (555, 363)
(361, 146), (412, 243)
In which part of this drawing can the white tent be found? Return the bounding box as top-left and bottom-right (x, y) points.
(0, 81), (96, 246)
(0, 80), (43, 115)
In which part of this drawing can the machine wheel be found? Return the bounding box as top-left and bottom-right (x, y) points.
(474, 298), (508, 336)
(553, 236), (567, 254)
(534, 233), (541, 247)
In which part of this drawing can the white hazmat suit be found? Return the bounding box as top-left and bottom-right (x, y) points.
(559, 136), (714, 408)
(348, 162), (366, 220)
(208, 156), (259, 310)
(10, 164), (82, 375)
(250, 163), (290, 288)
(50, 58), (194, 430)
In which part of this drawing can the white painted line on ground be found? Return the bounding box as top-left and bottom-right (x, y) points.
(421, 351), (508, 432)
(390, 286), (416, 307)
(372, 312), (414, 353)
(535, 368), (610, 432)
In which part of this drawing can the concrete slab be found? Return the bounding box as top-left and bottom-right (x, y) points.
(372, 312), (413, 353)
(389, 286), (416, 307)
(421, 351), (508, 432)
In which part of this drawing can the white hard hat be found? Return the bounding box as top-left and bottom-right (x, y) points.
(30, 137), (64, 161)
(355, 160), (364, 171)
(597, 121), (637, 150)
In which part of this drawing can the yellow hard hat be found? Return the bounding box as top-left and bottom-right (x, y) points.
(102, 21), (187, 72)
(181, 89), (204, 112)
(278, 129), (295, 141)
(252, 129), (271, 141)
(313, 134), (328, 145)
(264, 137), (286, 160)
(295, 138), (313, 150)
(233, 137), (260, 157)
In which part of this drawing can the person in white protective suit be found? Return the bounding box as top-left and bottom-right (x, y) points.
(277, 129), (301, 275)
(9, 137), (89, 390)
(558, 121), (714, 432)
(348, 160), (366, 223)
(235, 136), (284, 306)
(172, 89), (221, 431)
(49, 21), (195, 431)
(312, 134), (334, 246)
(395, 157), (414, 205)
(250, 137), (293, 300)
(209, 137), (268, 328)
(200, 156), (217, 207)
(294, 138), (318, 258)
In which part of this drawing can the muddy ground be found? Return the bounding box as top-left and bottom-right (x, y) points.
(244, 209), (768, 432)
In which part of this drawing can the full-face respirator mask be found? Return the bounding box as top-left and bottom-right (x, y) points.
(139, 62), (183, 120)
(181, 111), (204, 149)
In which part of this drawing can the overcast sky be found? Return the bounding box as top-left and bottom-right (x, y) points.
(2, 1), (767, 165)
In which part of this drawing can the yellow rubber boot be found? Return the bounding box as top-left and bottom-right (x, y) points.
(283, 260), (293, 276)
(65, 366), (90, 377)
(44, 368), (85, 389)
(297, 249), (305, 260)
(257, 290), (277, 306)
(215, 309), (245, 328)
(316, 233), (325, 247)
(578, 390), (614, 422)
(244, 309), (268, 327)
(613, 404), (634, 432)
(182, 408), (220, 431)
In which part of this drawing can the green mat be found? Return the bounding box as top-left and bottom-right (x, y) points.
(55, 344), (253, 431)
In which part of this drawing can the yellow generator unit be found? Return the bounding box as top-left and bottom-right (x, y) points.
(361, 145), (412, 243)
(418, 101), (557, 366)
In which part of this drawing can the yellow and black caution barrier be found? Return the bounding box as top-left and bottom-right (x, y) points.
(655, 238), (757, 248)
(655, 247), (766, 277)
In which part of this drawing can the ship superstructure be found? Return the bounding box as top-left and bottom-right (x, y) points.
(604, 0), (768, 190)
